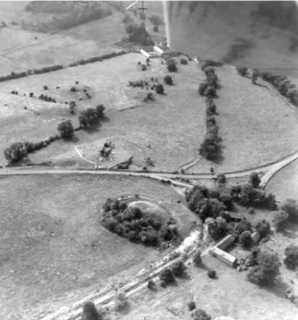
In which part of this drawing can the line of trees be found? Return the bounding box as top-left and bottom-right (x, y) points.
(0, 52), (126, 83)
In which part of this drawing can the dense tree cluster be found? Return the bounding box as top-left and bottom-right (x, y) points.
(125, 23), (154, 46)
(260, 71), (298, 106)
(231, 183), (276, 209)
(247, 249), (281, 286)
(82, 301), (104, 320)
(284, 244), (298, 270)
(79, 105), (105, 129)
(38, 94), (56, 103)
(101, 197), (179, 247)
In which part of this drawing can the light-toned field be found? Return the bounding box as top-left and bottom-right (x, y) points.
(0, 53), (207, 171)
(190, 65), (298, 173)
(115, 254), (298, 320)
(0, 173), (195, 320)
(266, 159), (298, 202)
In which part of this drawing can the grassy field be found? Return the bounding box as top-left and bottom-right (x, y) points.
(0, 53), (207, 171)
(115, 253), (298, 320)
(266, 159), (298, 202)
(0, 173), (196, 319)
(190, 65), (298, 173)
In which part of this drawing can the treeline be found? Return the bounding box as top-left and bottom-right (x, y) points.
(236, 67), (298, 107)
(101, 197), (179, 247)
(0, 51), (126, 83)
(199, 63), (222, 161)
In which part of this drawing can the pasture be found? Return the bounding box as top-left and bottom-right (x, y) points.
(0, 173), (194, 319)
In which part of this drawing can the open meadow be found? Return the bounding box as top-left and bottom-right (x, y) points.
(0, 173), (196, 319)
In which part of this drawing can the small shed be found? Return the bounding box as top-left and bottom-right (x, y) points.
(210, 247), (238, 268)
(216, 234), (235, 251)
(153, 45), (164, 56)
(140, 49), (150, 58)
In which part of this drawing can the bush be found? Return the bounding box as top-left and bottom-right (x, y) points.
(171, 260), (186, 277)
(193, 249), (202, 266)
(281, 198), (298, 222)
(167, 60), (178, 73)
(164, 75), (173, 85)
(239, 230), (252, 249)
(236, 66), (248, 77)
(82, 301), (103, 320)
(284, 244), (298, 270)
(247, 250), (281, 286)
(274, 210), (289, 232)
(187, 301), (196, 311)
(114, 291), (128, 311)
(147, 279), (155, 289)
(153, 25), (159, 32)
(180, 58), (188, 65)
(155, 83), (164, 94)
(191, 309), (211, 320)
(57, 120), (74, 139)
(207, 269), (216, 279)
(255, 219), (270, 238)
(159, 268), (175, 285)
(249, 172), (261, 188)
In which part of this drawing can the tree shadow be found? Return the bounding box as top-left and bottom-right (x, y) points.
(261, 278), (289, 299)
(63, 136), (79, 143)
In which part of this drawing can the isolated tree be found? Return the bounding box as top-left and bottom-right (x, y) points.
(57, 120), (74, 139)
(250, 172), (261, 188)
(155, 83), (164, 94)
(239, 230), (252, 249)
(164, 75), (173, 85)
(247, 249), (281, 286)
(180, 58), (188, 65)
(274, 210), (289, 232)
(284, 244), (298, 270)
(82, 301), (102, 320)
(255, 219), (270, 238)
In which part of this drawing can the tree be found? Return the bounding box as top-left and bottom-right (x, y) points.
(274, 210), (289, 232)
(239, 230), (252, 249)
(281, 198), (298, 222)
(191, 309), (211, 320)
(188, 301), (196, 311)
(247, 249), (281, 286)
(153, 25), (159, 32)
(255, 219), (270, 238)
(57, 120), (74, 139)
(79, 108), (100, 129)
(249, 172), (261, 188)
(284, 244), (298, 270)
(4, 142), (28, 164)
(207, 270), (216, 279)
(171, 260), (186, 277)
(82, 301), (103, 320)
(159, 268), (175, 285)
(95, 104), (105, 118)
(180, 58), (188, 65)
(69, 101), (76, 114)
(236, 66), (248, 77)
(193, 249), (202, 266)
(155, 83), (164, 94)
(164, 75), (173, 85)
(167, 60), (178, 73)
(149, 14), (163, 26)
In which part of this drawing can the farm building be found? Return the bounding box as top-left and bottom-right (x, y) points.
(153, 46), (164, 56)
(140, 49), (150, 58)
(210, 247), (238, 268)
(216, 234), (235, 251)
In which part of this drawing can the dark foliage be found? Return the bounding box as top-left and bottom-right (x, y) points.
(281, 198), (298, 222)
(193, 249), (202, 266)
(254, 219), (271, 239)
(155, 83), (164, 94)
(167, 59), (178, 73)
(188, 301), (196, 311)
(159, 268), (175, 285)
(82, 301), (103, 320)
(79, 106), (105, 129)
(274, 210), (289, 232)
(239, 230), (252, 249)
(236, 66), (248, 77)
(284, 244), (298, 270)
(57, 120), (74, 140)
(148, 14), (163, 26)
(191, 308), (212, 320)
(4, 142), (28, 164)
(180, 58), (188, 65)
(171, 260), (186, 277)
(126, 23), (154, 46)
(164, 75), (173, 85)
(249, 172), (261, 188)
(207, 270), (216, 279)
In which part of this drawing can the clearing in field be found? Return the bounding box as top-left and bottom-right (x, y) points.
(0, 173), (195, 320)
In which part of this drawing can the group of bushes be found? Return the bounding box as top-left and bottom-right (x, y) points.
(101, 197), (179, 247)
(199, 66), (222, 161)
(78, 105), (105, 129)
(38, 94), (57, 103)
(0, 52), (126, 83)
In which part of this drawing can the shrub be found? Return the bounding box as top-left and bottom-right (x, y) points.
(82, 301), (103, 320)
(191, 309), (211, 320)
(236, 66), (248, 77)
(249, 172), (261, 188)
(167, 60), (178, 72)
(255, 219), (270, 238)
(239, 230), (252, 249)
(147, 279), (155, 289)
(187, 301), (196, 311)
(247, 249), (281, 286)
(164, 75), (173, 85)
(57, 120), (74, 139)
(180, 57), (188, 65)
(171, 260), (186, 277)
(193, 249), (202, 266)
(207, 269), (216, 279)
(155, 83), (164, 94)
(274, 210), (289, 232)
(281, 198), (298, 222)
(284, 244), (298, 270)
(114, 291), (128, 311)
(159, 268), (175, 285)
